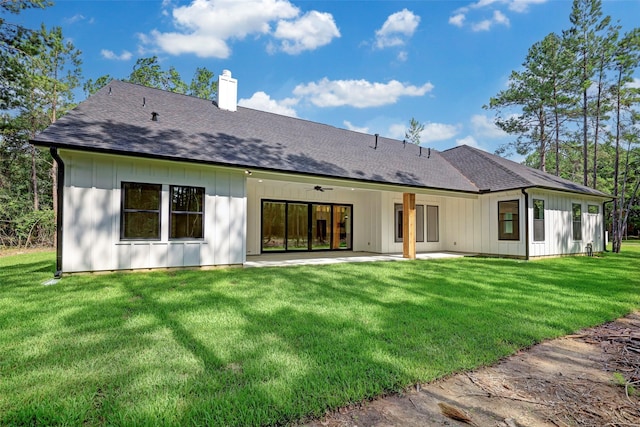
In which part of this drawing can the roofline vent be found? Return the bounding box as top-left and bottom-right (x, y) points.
(374, 133), (379, 150)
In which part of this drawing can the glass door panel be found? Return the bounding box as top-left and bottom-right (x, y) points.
(262, 201), (286, 251)
(333, 205), (352, 250)
(312, 204), (331, 250)
(287, 203), (309, 250)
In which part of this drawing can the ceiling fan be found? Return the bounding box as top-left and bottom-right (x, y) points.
(313, 185), (333, 192)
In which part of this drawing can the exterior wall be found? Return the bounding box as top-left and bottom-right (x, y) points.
(443, 190), (527, 257)
(525, 189), (604, 257)
(60, 150), (246, 273)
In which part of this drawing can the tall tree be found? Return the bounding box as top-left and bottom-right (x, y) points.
(404, 117), (424, 145)
(0, 0), (51, 109)
(567, 0), (611, 186)
(487, 33), (577, 172)
(610, 29), (640, 252)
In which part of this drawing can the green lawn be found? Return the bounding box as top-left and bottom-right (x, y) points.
(1, 245), (639, 426)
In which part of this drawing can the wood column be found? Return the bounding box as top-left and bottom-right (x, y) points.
(402, 192), (416, 259)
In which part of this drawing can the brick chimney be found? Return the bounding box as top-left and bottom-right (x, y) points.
(217, 70), (237, 112)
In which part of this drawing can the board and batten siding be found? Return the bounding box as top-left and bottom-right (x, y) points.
(60, 150), (246, 273)
(443, 190), (527, 257)
(525, 189), (604, 257)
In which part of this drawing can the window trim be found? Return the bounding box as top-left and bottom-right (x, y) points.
(498, 200), (520, 241)
(587, 204), (600, 215)
(169, 185), (205, 240)
(120, 182), (162, 241)
(533, 199), (545, 242)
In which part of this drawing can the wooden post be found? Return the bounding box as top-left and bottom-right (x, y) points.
(403, 193), (416, 259)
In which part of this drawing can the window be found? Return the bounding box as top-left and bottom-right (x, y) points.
(395, 204), (403, 242)
(588, 204), (599, 214)
(170, 186), (204, 239)
(416, 205), (425, 242)
(121, 182), (161, 239)
(395, 203), (425, 242)
(533, 199), (545, 242)
(572, 203), (582, 240)
(426, 205), (439, 242)
(498, 200), (519, 240)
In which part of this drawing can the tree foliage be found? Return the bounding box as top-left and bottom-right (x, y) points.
(405, 117), (425, 145)
(1, 4), (81, 247)
(488, 0), (640, 252)
(85, 57), (218, 100)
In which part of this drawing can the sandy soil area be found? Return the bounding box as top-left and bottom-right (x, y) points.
(305, 312), (640, 426)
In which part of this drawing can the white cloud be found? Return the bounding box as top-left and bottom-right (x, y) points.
(293, 78), (434, 108)
(471, 19), (493, 32)
(238, 91), (298, 117)
(471, 10), (510, 31)
(471, 114), (507, 138)
(450, 0), (541, 29)
(375, 9), (420, 49)
(144, 0), (338, 58)
(65, 14), (86, 24)
(627, 78), (640, 89)
(508, 0), (547, 13)
(396, 51), (408, 62)
(449, 13), (466, 27)
(388, 123), (407, 140)
(343, 121), (369, 133)
(421, 122), (460, 143)
(274, 11), (340, 54)
(101, 49), (133, 61)
(456, 135), (480, 148)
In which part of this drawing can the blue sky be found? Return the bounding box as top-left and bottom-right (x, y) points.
(16, 0), (640, 158)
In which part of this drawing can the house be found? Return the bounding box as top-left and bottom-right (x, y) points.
(31, 71), (611, 276)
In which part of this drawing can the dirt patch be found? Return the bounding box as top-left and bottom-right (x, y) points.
(304, 312), (640, 427)
(0, 246), (54, 258)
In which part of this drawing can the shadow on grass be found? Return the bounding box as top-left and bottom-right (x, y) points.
(1, 249), (639, 426)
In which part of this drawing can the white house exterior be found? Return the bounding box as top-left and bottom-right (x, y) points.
(33, 75), (610, 276)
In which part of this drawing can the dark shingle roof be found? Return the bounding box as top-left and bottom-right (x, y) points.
(441, 145), (608, 197)
(32, 80), (609, 198)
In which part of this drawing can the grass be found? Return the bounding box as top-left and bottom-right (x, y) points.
(1, 244), (639, 426)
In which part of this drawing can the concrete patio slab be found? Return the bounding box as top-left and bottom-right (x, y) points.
(244, 251), (472, 268)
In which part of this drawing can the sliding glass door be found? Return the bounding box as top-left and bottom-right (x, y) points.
(261, 200), (353, 253)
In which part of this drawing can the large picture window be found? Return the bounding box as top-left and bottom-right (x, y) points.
(170, 186), (204, 239)
(121, 182), (161, 239)
(533, 199), (545, 242)
(498, 200), (519, 241)
(572, 203), (582, 241)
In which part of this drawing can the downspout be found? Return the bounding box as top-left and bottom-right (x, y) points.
(50, 147), (64, 278)
(521, 188), (530, 260)
(603, 198), (614, 252)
